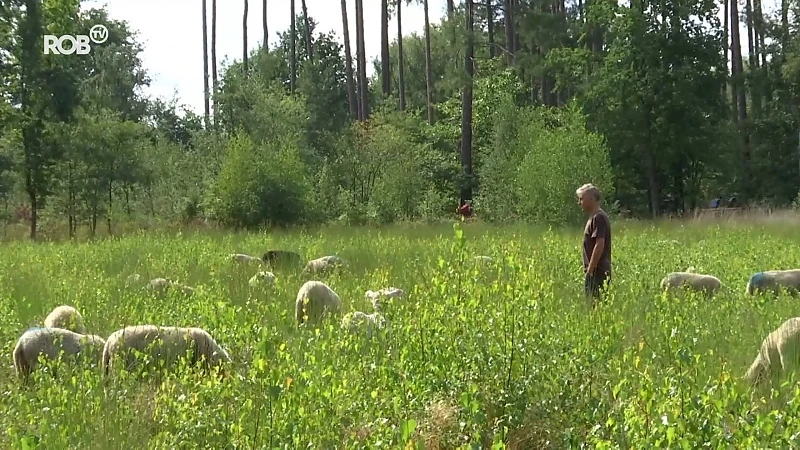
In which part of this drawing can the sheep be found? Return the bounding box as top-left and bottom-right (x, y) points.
(303, 255), (346, 274)
(102, 325), (231, 377)
(746, 269), (800, 296)
(295, 280), (343, 326)
(262, 250), (302, 269)
(365, 287), (405, 301)
(145, 278), (195, 297)
(249, 270), (276, 288)
(744, 317), (800, 388)
(341, 296), (386, 337)
(659, 271), (722, 297)
(231, 253), (264, 264)
(44, 305), (86, 334)
(13, 327), (105, 379)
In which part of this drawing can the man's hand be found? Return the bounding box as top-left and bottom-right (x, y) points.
(586, 263), (596, 274)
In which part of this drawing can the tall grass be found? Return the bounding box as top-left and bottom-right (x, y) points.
(1, 220), (800, 448)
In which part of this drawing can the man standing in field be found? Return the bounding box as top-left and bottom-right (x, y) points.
(576, 183), (612, 303)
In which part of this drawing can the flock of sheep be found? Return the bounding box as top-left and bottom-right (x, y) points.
(661, 267), (800, 388)
(12, 248), (800, 392)
(11, 249), (409, 382)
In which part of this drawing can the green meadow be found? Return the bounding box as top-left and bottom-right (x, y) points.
(1, 220), (800, 448)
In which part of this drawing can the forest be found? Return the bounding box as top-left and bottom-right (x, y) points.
(1, 0), (799, 239)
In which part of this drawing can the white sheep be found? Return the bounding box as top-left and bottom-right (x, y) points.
(13, 327), (105, 379)
(745, 317), (800, 387)
(746, 270), (800, 296)
(341, 296), (386, 337)
(145, 278), (194, 297)
(102, 325), (231, 377)
(295, 280), (343, 326)
(44, 305), (86, 334)
(365, 287), (405, 300)
(660, 271), (722, 297)
(231, 253), (264, 264)
(303, 255), (345, 274)
(249, 270), (276, 288)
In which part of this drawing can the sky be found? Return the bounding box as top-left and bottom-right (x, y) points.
(81, 0), (450, 115)
(79, 0), (778, 116)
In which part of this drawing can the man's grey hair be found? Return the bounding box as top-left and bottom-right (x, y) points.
(576, 183), (601, 201)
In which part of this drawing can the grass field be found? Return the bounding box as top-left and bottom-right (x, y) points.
(2, 220), (800, 448)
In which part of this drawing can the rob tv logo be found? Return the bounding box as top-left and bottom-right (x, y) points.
(43, 24), (108, 55)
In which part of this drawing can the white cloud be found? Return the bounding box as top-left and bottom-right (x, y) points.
(82, 0), (449, 114)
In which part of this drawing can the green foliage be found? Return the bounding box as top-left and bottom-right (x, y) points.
(206, 132), (313, 229)
(478, 103), (614, 223)
(0, 222), (799, 447)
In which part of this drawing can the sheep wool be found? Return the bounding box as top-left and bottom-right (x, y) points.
(340, 311), (386, 337)
(746, 270), (800, 296)
(304, 255), (345, 274)
(365, 287), (405, 300)
(43, 305), (86, 334)
(13, 327), (105, 379)
(659, 272), (722, 296)
(102, 325), (231, 376)
(231, 253), (264, 264)
(745, 317), (800, 387)
(295, 281), (343, 325)
(146, 278), (194, 297)
(249, 270), (277, 288)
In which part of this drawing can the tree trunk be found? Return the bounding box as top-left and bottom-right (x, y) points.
(243, 0), (249, 74)
(107, 180), (113, 236)
(290, 0), (297, 93)
(26, 175), (37, 241)
(447, 0), (454, 15)
(397, 0), (406, 110)
(730, 0), (751, 195)
(262, 0), (268, 47)
(381, 0), (391, 96)
(722, 0), (728, 98)
(460, 0), (474, 204)
(487, 0), (495, 58)
(202, 0), (211, 128)
(341, 0), (358, 119)
(212, 0), (218, 128)
(423, 0), (435, 124)
(504, 0), (514, 64)
(301, 0), (313, 59)
(355, 0), (369, 120)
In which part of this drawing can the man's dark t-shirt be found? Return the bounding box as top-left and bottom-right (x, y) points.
(583, 209), (612, 274)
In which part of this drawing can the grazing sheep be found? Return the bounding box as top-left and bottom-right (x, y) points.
(660, 271), (722, 296)
(341, 296), (386, 337)
(145, 278), (194, 297)
(102, 325), (231, 377)
(262, 250), (302, 269)
(746, 270), (800, 296)
(304, 255), (346, 274)
(230, 253), (264, 264)
(44, 305), (86, 334)
(365, 287), (405, 300)
(13, 327), (105, 379)
(295, 281), (343, 326)
(745, 317), (800, 387)
(249, 270), (276, 288)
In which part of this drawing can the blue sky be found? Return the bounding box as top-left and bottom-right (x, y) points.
(82, 0), (449, 114)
